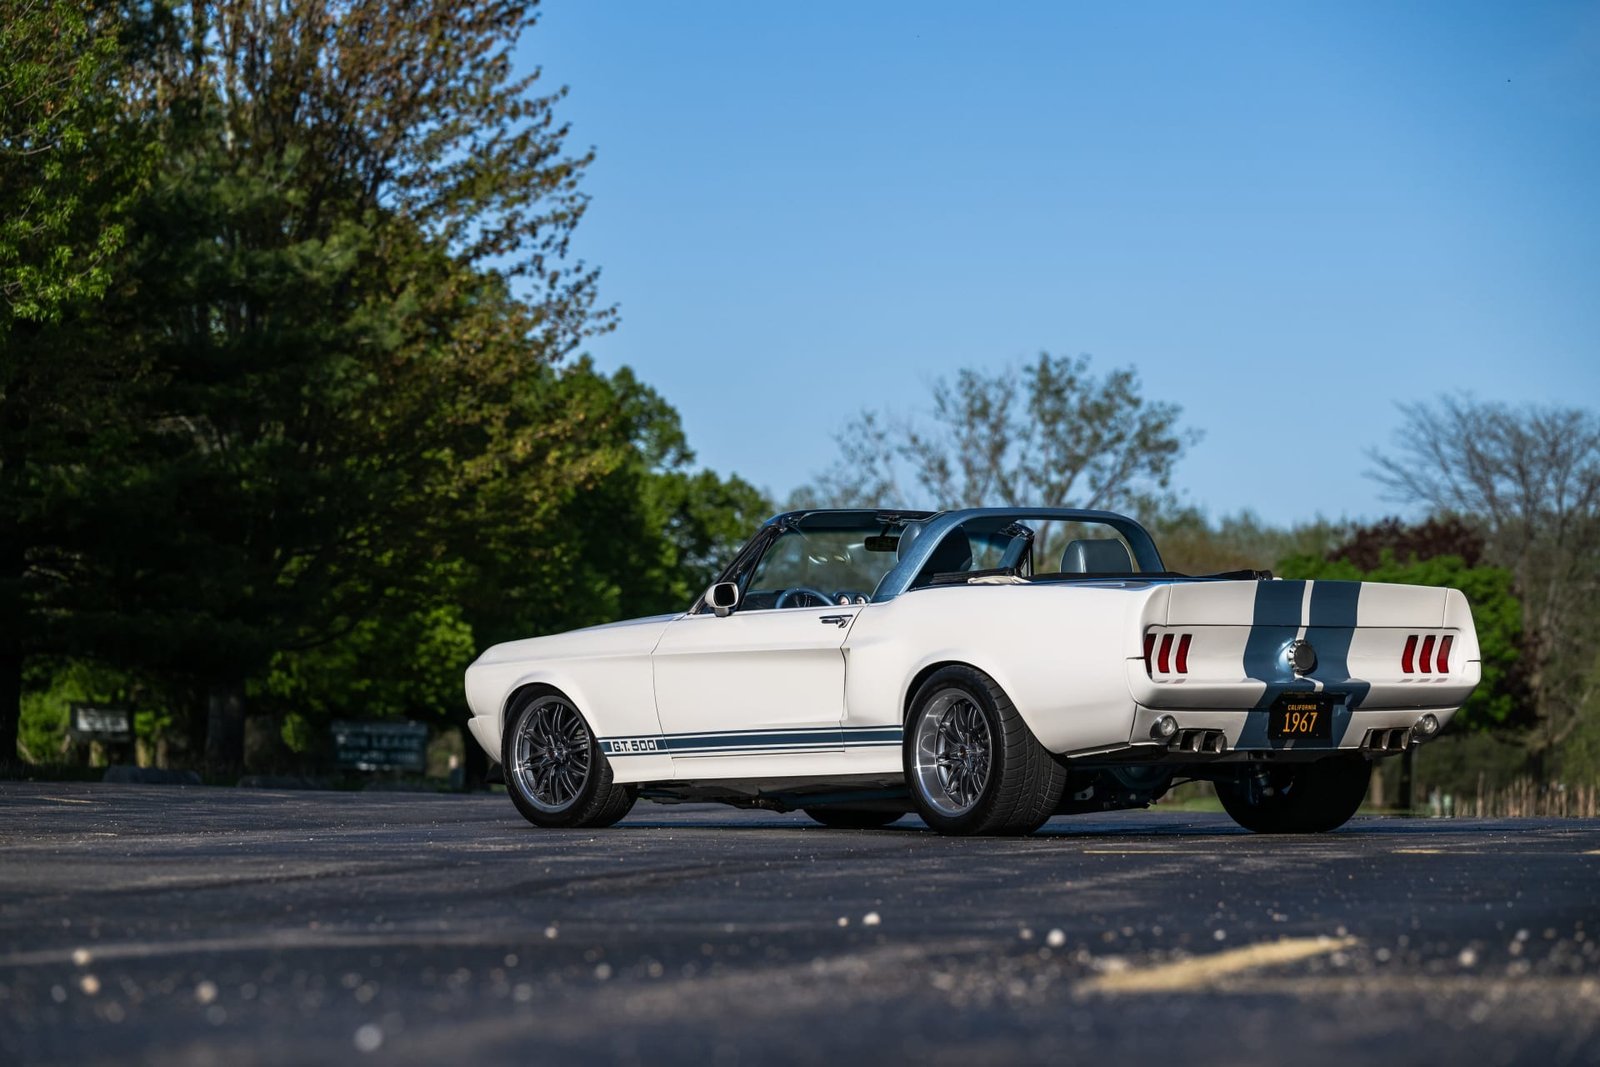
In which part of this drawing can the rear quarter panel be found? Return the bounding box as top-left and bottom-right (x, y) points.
(843, 583), (1165, 753)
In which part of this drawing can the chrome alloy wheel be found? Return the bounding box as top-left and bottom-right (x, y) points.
(912, 689), (994, 817)
(511, 696), (593, 814)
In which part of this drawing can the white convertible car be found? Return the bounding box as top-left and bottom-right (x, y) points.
(464, 508), (1480, 835)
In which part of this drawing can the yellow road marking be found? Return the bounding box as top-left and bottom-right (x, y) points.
(1394, 848), (1443, 854)
(40, 796), (93, 805)
(1079, 936), (1358, 994)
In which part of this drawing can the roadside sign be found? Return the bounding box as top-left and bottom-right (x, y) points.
(70, 704), (133, 743)
(331, 720), (429, 772)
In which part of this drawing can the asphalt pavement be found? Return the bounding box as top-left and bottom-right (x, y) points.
(2, 783), (1597, 1066)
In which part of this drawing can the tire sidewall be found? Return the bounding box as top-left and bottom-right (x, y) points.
(1219, 755), (1372, 833)
(501, 689), (610, 828)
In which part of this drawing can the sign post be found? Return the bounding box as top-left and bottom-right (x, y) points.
(331, 721), (430, 773)
(70, 704), (133, 744)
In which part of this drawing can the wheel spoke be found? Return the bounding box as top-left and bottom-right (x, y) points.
(912, 688), (1004, 819)
(511, 699), (598, 813)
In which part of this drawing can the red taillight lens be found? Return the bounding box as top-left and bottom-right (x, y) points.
(1175, 633), (1191, 674)
(1437, 635), (1452, 673)
(1157, 634), (1174, 674)
(1417, 635), (1435, 674)
(1401, 634), (1417, 674)
(1143, 633), (1155, 675)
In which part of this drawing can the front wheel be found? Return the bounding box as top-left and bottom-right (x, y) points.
(502, 690), (636, 829)
(903, 665), (1067, 836)
(1216, 755), (1371, 834)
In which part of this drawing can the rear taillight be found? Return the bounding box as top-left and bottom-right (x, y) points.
(1145, 631), (1194, 677)
(1401, 633), (1452, 675)
(1417, 635), (1436, 673)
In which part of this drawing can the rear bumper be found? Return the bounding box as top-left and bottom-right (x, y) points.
(1110, 702), (1459, 761)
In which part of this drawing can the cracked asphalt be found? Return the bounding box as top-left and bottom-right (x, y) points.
(2, 783), (1597, 1066)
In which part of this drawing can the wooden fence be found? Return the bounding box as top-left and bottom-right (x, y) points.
(1422, 776), (1600, 818)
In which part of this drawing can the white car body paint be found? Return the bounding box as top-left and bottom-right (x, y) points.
(465, 572), (1481, 788)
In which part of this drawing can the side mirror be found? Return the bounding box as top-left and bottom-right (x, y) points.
(706, 581), (741, 618)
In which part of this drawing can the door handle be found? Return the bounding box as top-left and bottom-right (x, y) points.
(819, 614), (854, 628)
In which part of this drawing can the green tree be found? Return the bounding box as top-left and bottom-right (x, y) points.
(0, 1), (152, 765)
(80, 0), (616, 771)
(0, 1), (134, 324)
(1149, 508), (1350, 577)
(1369, 397), (1600, 769)
(794, 352), (1198, 515)
(260, 358), (768, 775)
(1278, 549), (1523, 734)
(453, 357), (768, 649)
(5, 0), (769, 776)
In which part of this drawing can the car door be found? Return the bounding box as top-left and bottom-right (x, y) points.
(651, 603), (857, 773)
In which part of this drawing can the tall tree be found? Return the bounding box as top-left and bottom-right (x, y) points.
(95, 0), (613, 769)
(1369, 397), (1600, 767)
(261, 358), (769, 768)
(0, 1), (150, 765)
(795, 352), (1197, 515)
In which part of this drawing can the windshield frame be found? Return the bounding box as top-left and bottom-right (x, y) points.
(690, 507), (1162, 613)
(689, 509), (933, 615)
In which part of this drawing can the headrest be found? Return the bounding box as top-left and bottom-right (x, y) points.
(896, 521), (927, 560)
(920, 529), (973, 577)
(1060, 538), (1132, 574)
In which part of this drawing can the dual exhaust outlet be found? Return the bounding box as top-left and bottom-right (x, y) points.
(1150, 715), (1226, 754)
(1149, 712), (1441, 752)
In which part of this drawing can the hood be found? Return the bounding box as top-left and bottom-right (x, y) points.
(470, 612), (682, 669)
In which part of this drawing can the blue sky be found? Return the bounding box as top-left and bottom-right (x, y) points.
(523, 1), (1600, 526)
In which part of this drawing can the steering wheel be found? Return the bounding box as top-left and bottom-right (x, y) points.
(774, 587), (834, 609)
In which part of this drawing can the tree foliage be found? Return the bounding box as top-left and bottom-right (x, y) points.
(1279, 547), (1525, 734)
(1369, 397), (1600, 761)
(0, 1), (139, 325)
(1, 0), (768, 771)
(1, 1), (156, 766)
(795, 352), (1198, 514)
(1148, 508), (1349, 577)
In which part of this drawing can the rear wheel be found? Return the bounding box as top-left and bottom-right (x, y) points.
(803, 807), (905, 829)
(904, 665), (1067, 836)
(1217, 755), (1371, 834)
(502, 690), (635, 828)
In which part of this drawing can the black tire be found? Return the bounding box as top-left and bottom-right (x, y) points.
(1217, 755), (1372, 834)
(803, 807), (906, 829)
(501, 689), (636, 829)
(903, 665), (1067, 836)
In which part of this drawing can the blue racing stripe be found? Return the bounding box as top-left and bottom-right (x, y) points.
(667, 730), (845, 751)
(1242, 580), (1313, 711)
(603, 724), (904, 757)
(1308, 580), (1370, 711)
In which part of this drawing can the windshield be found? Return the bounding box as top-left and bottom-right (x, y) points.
(734, 512), (920, 611)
